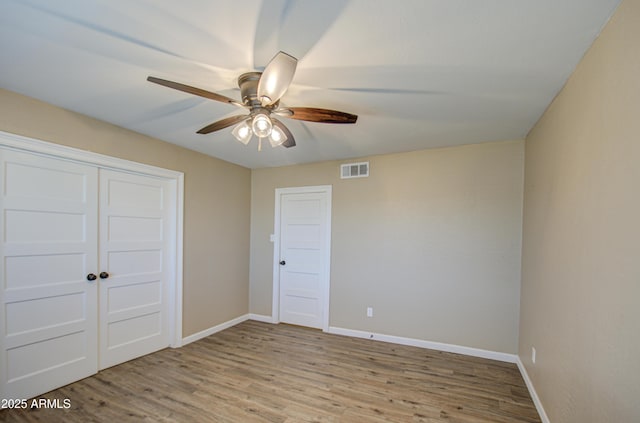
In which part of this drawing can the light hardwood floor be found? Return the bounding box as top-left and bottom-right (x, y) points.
(0, 320), (540, 422)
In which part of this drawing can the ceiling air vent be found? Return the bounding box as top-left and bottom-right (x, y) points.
(340, 161), (369, 179)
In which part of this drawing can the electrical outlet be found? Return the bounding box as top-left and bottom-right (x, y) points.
(366, 307), (373, 317)
(532, 347), (536, 364)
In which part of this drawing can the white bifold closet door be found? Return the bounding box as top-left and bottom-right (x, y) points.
(98, 169), (172, 370)
(0, 149), (172, 400)
(0, 150), (99, 400)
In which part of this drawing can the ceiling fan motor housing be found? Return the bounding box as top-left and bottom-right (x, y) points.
(238, 72), (262, 107)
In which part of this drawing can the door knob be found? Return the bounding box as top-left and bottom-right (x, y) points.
(279, 260), (286, 266)
(86, 273), (97, 281)
(99, 272), (110, 279)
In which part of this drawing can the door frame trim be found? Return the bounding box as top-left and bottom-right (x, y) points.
(272, 185), (332, 331)
(0, 130), (185, 347)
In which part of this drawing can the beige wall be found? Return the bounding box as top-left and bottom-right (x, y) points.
(251, 140), (524, 354)
(0, 88), (251, 337)
(520, 0), (640, 421)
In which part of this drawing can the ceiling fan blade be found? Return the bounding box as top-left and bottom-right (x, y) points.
(257, 52), (297, 106)
(147, 76), (245, 108)
(197, 115), (248, 134)
(278, 107), (358, 124)
(271, 118), (296, 148)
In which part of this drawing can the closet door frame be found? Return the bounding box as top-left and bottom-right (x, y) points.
(0, 130), (184, 348)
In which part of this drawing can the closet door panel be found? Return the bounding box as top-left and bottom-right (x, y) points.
(99, 169), (171, 369)
(0, 149), (98, 399)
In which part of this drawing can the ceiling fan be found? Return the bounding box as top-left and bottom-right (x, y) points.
(147, 51), (358, 150)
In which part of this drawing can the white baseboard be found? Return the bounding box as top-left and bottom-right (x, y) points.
(249, 313), (275, 323)
(516, 357), (551, 423)
(327, 326), (518, 363)
(181, 314), (250, 345)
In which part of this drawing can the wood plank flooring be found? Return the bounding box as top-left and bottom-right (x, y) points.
(0, 320), (541, 422)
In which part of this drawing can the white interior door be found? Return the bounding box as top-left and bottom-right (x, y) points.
(277, 187), (331, 329)
(99, 169), (172, 369)
(0, 149), (98, 399)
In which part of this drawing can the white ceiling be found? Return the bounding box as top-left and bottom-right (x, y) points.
(0, 0), (620, 169)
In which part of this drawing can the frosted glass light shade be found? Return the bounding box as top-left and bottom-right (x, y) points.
(251, 113), (272, 138)
(231, 120), (252, 144)
(269, 126), (287, 147)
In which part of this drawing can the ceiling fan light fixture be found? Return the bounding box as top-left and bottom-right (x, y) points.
(147, 51), (357, 152)
(232, 119), (252, 144)
(252, 113), (273, 138)
(269, 125), (287, 147)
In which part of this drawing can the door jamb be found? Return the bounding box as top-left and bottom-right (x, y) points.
(272, 185), (332, 332)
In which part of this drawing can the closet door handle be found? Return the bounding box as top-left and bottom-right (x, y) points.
(279, 260), (286, 266)
(99, 272), (110, 279)
(86, 273), (97, 281)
